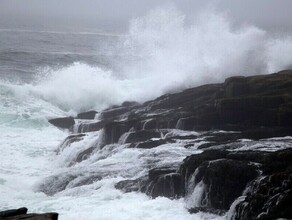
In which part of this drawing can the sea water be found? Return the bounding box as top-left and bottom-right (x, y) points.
(0, 6), (292, 220)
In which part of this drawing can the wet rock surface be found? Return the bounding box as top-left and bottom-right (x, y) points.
(48, 117), (75, 129)
(0, 208), (58, 220)
(231, 149), (292, 220)
(76, 110), (98, 119)
(46, 70), (292, 219)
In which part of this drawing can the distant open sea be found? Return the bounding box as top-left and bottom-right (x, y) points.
(0, 27), (119, 82)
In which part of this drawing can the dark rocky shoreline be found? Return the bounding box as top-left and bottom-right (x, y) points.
(41, 70), (292, 219)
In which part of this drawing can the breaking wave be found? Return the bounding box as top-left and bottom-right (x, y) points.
(4, 6), (292, 113)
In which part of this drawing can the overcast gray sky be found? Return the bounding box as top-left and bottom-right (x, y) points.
(0, 0), (291, 33)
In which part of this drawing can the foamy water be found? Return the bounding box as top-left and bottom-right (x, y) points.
(0, 5), (292, 220)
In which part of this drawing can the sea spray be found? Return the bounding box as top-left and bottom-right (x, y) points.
(10, 6), (291, 113)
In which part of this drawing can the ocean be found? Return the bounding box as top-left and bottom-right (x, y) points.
(0, 7), (292, 220)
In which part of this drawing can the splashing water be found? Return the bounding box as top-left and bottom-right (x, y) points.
(8, 6), (290, 113)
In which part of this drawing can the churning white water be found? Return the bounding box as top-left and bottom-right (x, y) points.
(0, 5), (292, 220)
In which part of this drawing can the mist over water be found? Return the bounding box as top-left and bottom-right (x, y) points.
(12, 6), (290, 113)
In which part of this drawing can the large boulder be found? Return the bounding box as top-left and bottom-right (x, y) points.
(228, 149), (292, 219)
(232, 170), (292, 220)
(143, 168), (183, 199)
(190, 159), (258, 210)
(180, 150), (229, 183)
(102, 120), (138, 145)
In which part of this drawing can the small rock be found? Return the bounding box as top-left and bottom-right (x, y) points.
(48, 117), (75, 129)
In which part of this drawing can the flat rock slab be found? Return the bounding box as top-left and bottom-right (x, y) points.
(0, 208), (28, 218)
(0, 208), (58, 220)
(0, 213), (58, 220)
(48, 117), (75, 129)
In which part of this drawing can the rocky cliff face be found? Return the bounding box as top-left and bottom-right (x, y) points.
(47, 70), (292, 219)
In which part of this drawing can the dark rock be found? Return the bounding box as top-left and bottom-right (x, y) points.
(242, 127), (292, 140)
(197, 142), (217, 149)
(48, 117), (75, 129)
(166, 134), (198, 141)
(122, 130), (161, 144)
(142, 118), (157, 130)
(92, 70), (292, 135)
(188, 207), (225, 216)
(227, 150), (273, 164)
(193, 159), (259, 210)
(148, 84), (220, 111)
(145, 173), (183, 199)
(148, 168), (177, 180)
(76, 110), (98, 119)
(74, 120), (107, 133)
(115, 176), (148, 193)
(180, 149), (229, 182)
(1, 213), (59, 220)
(115, 179), (140, 193)
(139, 168), (183, 199)
(131, 139), (166, 149)
(279, 102), (292, 126)
(224, 77), (250, 98)
(121, 101), (139, 107)
(218, 97), (264, 125)
(226, 148), (292, 175)
(202, 132), (242, 145)
(176, 117), (195, 130)
(193, 112), (220, 130)
(72, 146), (95, 164)
(0, 208), (58, 220)
(102, 121), (136, 145)
(0, 207), (27, 217)
(263, 148), (292, 174)
(57, 134), (86, 153)
(184, 143), (194, 148)
(232, 171), (292, 220)
(99, 107), (129, 120)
